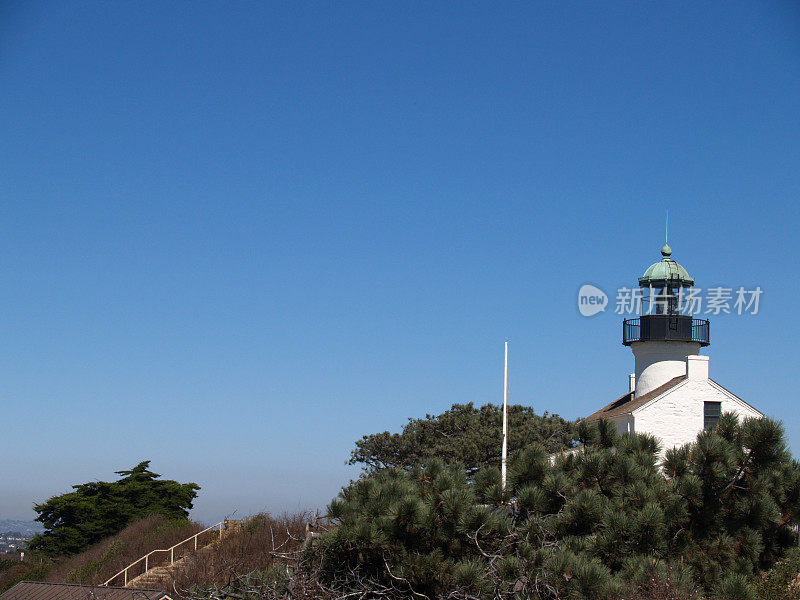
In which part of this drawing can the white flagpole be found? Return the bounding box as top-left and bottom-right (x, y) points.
(501, 341), (508, 491)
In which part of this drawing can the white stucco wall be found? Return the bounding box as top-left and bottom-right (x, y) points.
(633, 378), (762, 454)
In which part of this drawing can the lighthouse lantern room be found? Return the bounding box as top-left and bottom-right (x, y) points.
(622, 245), (710, 398)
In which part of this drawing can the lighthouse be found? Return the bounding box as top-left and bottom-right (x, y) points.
(584, 245), (762, 453)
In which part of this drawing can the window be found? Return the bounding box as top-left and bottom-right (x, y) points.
(704, 401), (722, 430)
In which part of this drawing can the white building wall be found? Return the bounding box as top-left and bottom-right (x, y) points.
(631, 340), (701, 397)
(633, 378), (762, 454)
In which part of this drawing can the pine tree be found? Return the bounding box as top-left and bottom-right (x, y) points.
(310, 413), (800, 599)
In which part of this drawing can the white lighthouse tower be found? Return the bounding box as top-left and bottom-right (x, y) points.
(584, 244), (762, 452)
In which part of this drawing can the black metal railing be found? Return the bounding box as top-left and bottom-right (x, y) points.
(623, 318), (641, 344)
(622, 315), (710, 346)
(691, 319), (710, 345)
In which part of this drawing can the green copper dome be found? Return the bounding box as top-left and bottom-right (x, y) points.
(638, 245), (694, 287)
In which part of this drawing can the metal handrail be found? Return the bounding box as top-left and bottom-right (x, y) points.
(102, 521), (226, 587)
(622, 316), (710, 346)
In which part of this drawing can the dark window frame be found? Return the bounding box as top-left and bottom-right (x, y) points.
(704, 401), (722, 430)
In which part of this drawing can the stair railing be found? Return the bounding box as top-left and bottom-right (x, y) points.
(103, 521), (226, 587)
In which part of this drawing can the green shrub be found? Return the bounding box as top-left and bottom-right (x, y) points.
(307, 414), (800, 599)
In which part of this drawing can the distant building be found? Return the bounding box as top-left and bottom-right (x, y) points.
(584, 245), (762, 451)
(0, 581), (171, 600)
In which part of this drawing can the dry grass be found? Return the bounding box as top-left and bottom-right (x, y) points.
(45, 515), (205, 586)
(167, 512), (309, 594)
(0, 558), (48, 594)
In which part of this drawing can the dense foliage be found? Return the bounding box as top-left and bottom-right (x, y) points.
(311, 414), (800, 600)
(28, 461), (199, 556)
(756, 546), (800, 600)
(349, 403), (577, 476)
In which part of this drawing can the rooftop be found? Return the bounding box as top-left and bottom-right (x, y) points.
(0, 582), (170, 600)
(582, 375), (686, 422)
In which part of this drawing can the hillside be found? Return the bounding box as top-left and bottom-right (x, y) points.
(162, 513), (307, 594)
(0, 519), (43, 537)
(0, 513), (310, 596)
(4, 509), (799, 599)
(0, 515), (202, 593)
(45, 515), (205, 586)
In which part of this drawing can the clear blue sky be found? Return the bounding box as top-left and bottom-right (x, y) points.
(1, 2), (798, 523)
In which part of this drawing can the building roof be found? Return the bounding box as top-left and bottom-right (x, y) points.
(0, 582), (170, 600)
(582, 376), (686, 422)
(639, 245), (694, 287)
